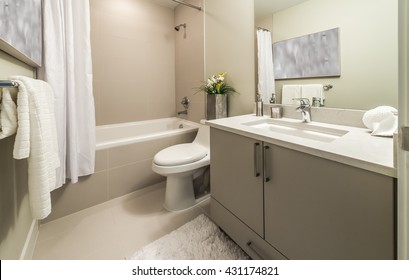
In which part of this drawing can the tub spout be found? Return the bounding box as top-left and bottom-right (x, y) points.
(177, 110), (188, 115)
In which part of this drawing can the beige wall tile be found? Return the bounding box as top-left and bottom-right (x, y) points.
(95, 150), (108, 172)
(175, 0), (205, 123)
(108, 132), (196, 168)
(108, 159), (164, 199)
(90, 0), (176, 125)
(44, 172), (109, 223)
(183, 101), (205, 123)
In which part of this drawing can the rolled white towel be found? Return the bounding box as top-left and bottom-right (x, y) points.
(0, 88), (18, 139)
(282, 85), (301, 105)
(362, 106), (398, 137)
(301, 84), (325, 105)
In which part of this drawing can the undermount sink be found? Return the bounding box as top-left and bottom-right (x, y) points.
(243, 119), (349, 143)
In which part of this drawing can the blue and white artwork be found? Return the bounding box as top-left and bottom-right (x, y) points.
(273, 28), (340, 80)
(0, 0), (42, 67)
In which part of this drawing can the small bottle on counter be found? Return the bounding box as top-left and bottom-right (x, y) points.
(256, 94), (263, 116)
(270, 93), (277, 104)
(312, 97), (321, 107)
(271, 105), (283, 119)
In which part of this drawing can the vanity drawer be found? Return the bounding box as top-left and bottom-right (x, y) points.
(211, 198), (287, 260)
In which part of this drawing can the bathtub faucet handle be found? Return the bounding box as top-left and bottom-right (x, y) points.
(181, 96), (190, 109)
(178, 97), (190, 115)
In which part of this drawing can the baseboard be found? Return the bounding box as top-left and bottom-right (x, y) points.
(19, 219), (39, 260)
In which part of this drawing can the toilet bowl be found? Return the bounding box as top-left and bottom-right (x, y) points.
(152, 123), (210, 211)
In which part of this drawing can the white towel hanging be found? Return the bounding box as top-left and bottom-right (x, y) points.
(0, 88), (18, 139)
(282, 85), (302, 105)
(301, 84), (325, 105)
(11, 76), (60, 220)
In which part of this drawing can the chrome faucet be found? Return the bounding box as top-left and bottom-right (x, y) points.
(294, 98), (312, 123)
(177, 96), (190, 115)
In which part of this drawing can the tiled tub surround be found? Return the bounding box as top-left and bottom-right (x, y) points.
(43, 118), (198, 223)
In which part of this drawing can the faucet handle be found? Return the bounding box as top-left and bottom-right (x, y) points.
(293, 98), (311, 108)
(180, 96), (190, 109)
(293, 97), (310, 106)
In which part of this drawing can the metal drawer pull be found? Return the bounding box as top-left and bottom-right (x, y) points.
(264, 145), (271, 182)
(246, 241), (265, 260)
(254, 143), (261, 177)
(400, 127), (409, 151)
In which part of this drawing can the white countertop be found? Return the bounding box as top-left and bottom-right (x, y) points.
(206, 114), (397, 178)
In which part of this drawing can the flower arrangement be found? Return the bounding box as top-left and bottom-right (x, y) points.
(198, 72), (237, 95)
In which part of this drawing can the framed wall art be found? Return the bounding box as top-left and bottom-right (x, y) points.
(0, 0), (42, 67)
(273, 28), (340, 80)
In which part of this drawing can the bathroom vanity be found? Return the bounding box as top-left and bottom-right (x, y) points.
(207, 114), (397, 260)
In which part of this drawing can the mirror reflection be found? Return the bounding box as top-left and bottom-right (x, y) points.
(255, 0), (398, 110)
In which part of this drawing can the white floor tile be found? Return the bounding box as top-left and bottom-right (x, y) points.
(32, 184), (206, 260)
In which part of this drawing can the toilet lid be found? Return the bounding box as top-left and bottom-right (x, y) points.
(153, 143), (207, 166)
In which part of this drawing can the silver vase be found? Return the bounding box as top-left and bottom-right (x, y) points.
(206, 94), (227, 120)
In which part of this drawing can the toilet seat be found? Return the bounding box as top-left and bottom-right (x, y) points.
(153, 143), (207, 166)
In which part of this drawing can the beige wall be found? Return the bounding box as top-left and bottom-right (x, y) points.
(205, 0), (256, 117)
(256, 15), (273, 32)
(272, 0), (398, 110)
(91, 0), (176, 125)
(175, 0), (205, 122)
(0, 50), (36, 259)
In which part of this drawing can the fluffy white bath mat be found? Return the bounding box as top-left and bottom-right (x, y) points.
(130, 214), (249, 260)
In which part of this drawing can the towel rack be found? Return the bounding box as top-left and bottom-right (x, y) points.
(323, 84), (333, 91)
(0, 80), (19, 88)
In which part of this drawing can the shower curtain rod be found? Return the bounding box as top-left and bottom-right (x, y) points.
(0, 80), (19, 88)
(257, 27), (270, 32)
(171, 0), (202, 11)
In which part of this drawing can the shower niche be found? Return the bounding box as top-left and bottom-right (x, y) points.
(0, 0), (42, 67)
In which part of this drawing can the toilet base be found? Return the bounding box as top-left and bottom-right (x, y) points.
(164, 175), (196, 211)
(163, 167), (209, 212)
(164, 192), (210, 212)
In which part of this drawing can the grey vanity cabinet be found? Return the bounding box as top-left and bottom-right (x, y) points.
(210, 128), (396, 260)
(210, 128), (264, 237)
(264, 144), (395, 259)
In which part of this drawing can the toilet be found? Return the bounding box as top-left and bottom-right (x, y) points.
(152, 123), (210, 211)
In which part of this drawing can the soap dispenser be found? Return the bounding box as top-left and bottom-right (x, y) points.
(270, 93), (277, 104)
(256, 94), (263, 116)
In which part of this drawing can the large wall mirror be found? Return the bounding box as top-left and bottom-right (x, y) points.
(255, 0), (398, 110)
(0, 0), (42, 67)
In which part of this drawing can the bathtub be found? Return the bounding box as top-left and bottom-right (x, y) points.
(46, 117), (199, 222)
(96, 117), (200, 150)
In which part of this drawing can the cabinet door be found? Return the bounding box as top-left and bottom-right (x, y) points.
(264, 144), (395, 259)
(210, 128), (264, 237)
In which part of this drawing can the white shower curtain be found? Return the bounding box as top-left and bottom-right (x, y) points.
(256, 29), (276, 103)
(39, 0), (95, 189)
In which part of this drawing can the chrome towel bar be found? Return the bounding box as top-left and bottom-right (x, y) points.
(0, 80), (19, 88)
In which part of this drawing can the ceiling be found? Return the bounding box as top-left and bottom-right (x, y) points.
(151, 0), (309, 18)
(150, 0), (179, 8)
(254, 0), (309, 20)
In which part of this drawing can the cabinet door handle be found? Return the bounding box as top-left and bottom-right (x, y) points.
(264, 145), (271, 182)
(246, 241), (265, 260)
(254, 143), (261, 177)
